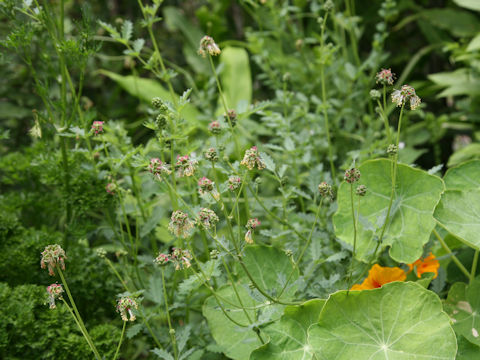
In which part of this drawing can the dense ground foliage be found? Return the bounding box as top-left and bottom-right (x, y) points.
(2, 0), (480, 359)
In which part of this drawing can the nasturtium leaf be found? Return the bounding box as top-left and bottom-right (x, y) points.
(444, 279), (480, 347)
(333, 159), (444, 263)
(250, 299), (325, 360)
(308, 282), (457, 360)
(434, 189), (480, 250)
(202, 285), (264, 360)
(443, 160), (480, 190)
(457, 335), (480, 360)
(242, 245), (299, 300)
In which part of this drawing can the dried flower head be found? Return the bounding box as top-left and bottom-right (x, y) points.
(375, 68), (395, 86)
(391, 85), (421, 110)
(198, 208), (219, 229)
(204, 147), (219, 162)
(344, 168), (361, 184)
(318, 182), (333, 198)
(228, 175), (242, 191)
(240, 146), (266, 171)
(154, 253), (170, 266)
(208, 120), (222, 135)
(176, 155), (198, 177)
(171, 248), (192, 270)
(198, 36), (221, 57)
(46, 283), (64, 309)
(198, 177), (219, 200)
(356, 184), (367, 196)
(224, 109), (237, 127)
(168, 210), (195, 238)
(116, 297), (138, 322)
(41, 245), (67, 276)
(106, 182), (117, 195)
(91, 121), (104, 135)
(148, 158), (172, 180)
(245, 218), (261, 244)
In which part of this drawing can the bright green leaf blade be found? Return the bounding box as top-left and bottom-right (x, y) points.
(454, 0), (480, 11)
(333, 159), (444, 263)
(308, 282), (457, 360)
(242, 245), (299, 300)
(467, 34), (480, 52)
(445, 279), (480, 347)
(250, 299), (325, 360)
(448, 144), (480, 167)
(202, 285), (264, 360)
(443, 160), (480, 190)
(219, 47), (252, 113)
(457, 335), (480, 359)
(98, 70), (200, 123)
(434, 189), (480, 250)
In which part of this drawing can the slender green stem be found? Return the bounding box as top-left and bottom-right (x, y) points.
(350, 184), (357, 258)
(433, 229), (470, 279)
(470, 250), (479, 285)
(57, 269), (101, 360)
(161, 268), (178, 360)
(113, 321), (126, 360)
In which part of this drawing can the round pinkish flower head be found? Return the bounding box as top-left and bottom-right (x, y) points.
(198, 208), (219, 229)
(318, 182), (333, 199)
(245, 218), (261, 244)
(344, 168), (361, 184)
(41, 245), (67, 276)
(208, 121), (222, 135)
(46, 283), (64, 309)
(228, 175), (242, 191)
(204, 147), (219, 162)
(175, 155), (198, 177)
(154, 253), (170, 266)
(106, 182), (117, 195)
(168, 210), (195, 238)
(91, 121), (104, 135)
(375, 68), (395, 86)
(224, 109), (237, 127)
(148, 158), (172, 180)
(170, 248), (192, 270)
(391, 85), (421, 110)
(198, 36), (221, 57)
(116, 297), (138, 322)
(240, 146), (266, 171)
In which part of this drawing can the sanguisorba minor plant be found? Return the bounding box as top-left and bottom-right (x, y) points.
(3, 0), (480, 359)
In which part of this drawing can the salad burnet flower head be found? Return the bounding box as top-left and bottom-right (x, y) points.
(154, 253), (170, 266)
(197, 208), (219, 229)
(41, 244), (67, 276)
(168, 210), (195, 238)
(198, 36), (221, 57)
(245, 218), (261, 244)
(46, 283), (64, 309)
(240, 146), (266, 171)
(116, 297), (138, 322)
(208, 121), (222, 135)
(318, 182), (333, 199)
(228, 175), (242, 191)
(391, 85), (421, 110)
(198, 177), (219, 200)
(175, 154), (198, 177)
(91, 120), (104, 135)
(106, 182), (117, 195)
(170, 248), (192, 270)
(148, 158), (172, 180)
(344, 168), (361, 184)
(375, 68), (395, 86)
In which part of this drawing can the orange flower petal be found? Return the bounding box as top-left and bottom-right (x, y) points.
(350, 264), (406, 291)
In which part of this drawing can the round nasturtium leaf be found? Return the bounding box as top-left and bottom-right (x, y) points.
(434, 189), (480, 250)
(250, 299), (325, 360)
(333, 159), (444, 263)
(444, 279), (480, 347)
(308, 282), (457, 360)
(443, 160), (480, 190)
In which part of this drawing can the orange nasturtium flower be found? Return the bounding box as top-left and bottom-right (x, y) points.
(408, 252), (440, 279)
(351, 264), (406, 291)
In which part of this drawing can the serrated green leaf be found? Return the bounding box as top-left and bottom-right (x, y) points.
(259, 152), (275, 172)
(121, 20), (133, 41)
(333, 159), (444, 263)
(132, 38), (145, 53)
(152, 348), (174, 360)
(308, 282), (457, 360)
(126, 323), (143, 339)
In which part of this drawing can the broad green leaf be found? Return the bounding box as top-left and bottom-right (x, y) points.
(467, 34), (480, 52)
(242, 245), (299, 300)
(333, 159), (444, 263)
(219, 47), (252, 113)
(454, 0), (480, 11)
(434, 189), (480, 250)
(98, 70), (200, 123)
(448, 144), (480, 167)
(422, 9), (479, 37)
(457, 335), (480, 359)
(429, 69), (470, 87)
(250, 299), (325, 360)
(444, 279), (480, 347)
(308, 282), (457, 360)
(202, 285), (264, 360)
(443, 160), (480, 190)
